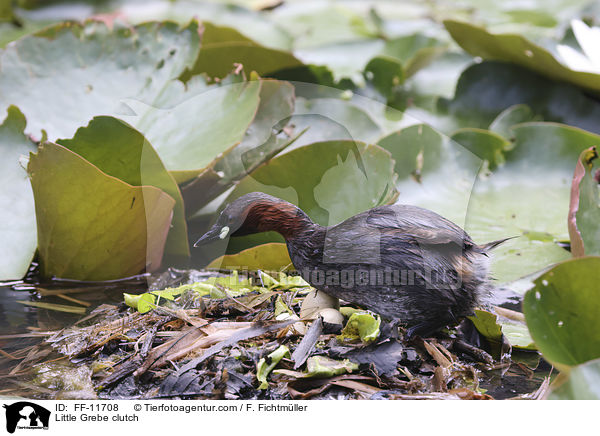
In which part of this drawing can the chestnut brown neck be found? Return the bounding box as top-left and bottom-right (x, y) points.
(239, 199), (316, 240)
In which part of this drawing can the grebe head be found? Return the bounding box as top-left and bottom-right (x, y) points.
(194, 192), (304, 246)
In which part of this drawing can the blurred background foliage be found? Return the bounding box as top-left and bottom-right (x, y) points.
(1, 0), (599, 278)
(1, 0), (600, 398)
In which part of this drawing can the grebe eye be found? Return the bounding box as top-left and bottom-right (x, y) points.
(219, 226), (230, 239)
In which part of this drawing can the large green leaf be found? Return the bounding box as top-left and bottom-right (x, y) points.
(206, 243), (292, 271)
(549, 359), (600, 400)
(0, 1), (14, 23)
(233, 140), (397, 225)
(289, 97), (382, 148)
(295, 39), (383, 85)
(523, 257), (600, 367)
(376, 123), (481, 238)
(121, 76), (261, 183)
(120, 1), (292, 50)
(374, 0), (585, 39)
(364, 56), (405, 97)
(438, 62), (600, 135)
(504, 123), (600, 169)
(181, 79), (297, 214)
(488, 104), (537, 139)
(568, 147), (600, 257)
(183, 22), (303, 80)
(451, 128), (513, 170)
(57, 116), (189, 261)
(403, 51), (474, 100)
(28, 142), (175, 280)
(293, 33), (445, 86)
(0, 107), (37, 280)
(0, 0), (104, 48)
(0, 20), (200, 141)
(376, 122), (597, 283)
(444, 20), (600, 94)
(381, 33), (447, 78)
(377, 123), (444, 181)
(464, 123), (600, 282)
(218, 140), (398, 253)
(271, 3), (377, 49)
(0, 19), (52, 48)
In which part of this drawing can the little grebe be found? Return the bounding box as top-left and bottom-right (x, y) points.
(195, 192), (511, 337)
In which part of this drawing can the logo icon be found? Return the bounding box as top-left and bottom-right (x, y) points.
(3, 402), (50, 434)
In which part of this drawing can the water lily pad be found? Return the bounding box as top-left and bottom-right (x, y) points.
(0, 2), (14, 22)
(0, 19), (51, 48)
(501, 323), (536, 350)
(382, 33), (447, 78)
(505, 123), (600, 169)
(218, 140), (397, 256)
(0, 106), (37, 280)
(122, 77), (262, 183)
(489, 104), (537, 139)
(220, 140), (397, 254)
(376, 124), (481, 240)
(293, 31), (445, 86)
(523, 256), (600, 367)
(377, 122), (597, 283)
(28, 142), (175, 280)
(451, 128), (513, 170)
(364, 56), (404, 97)
(180, 79), (297, 214)
(295, 40), (383, 85)
(568, 147), (600, 257)
(463, 123), (600, 282)
(184, 22), (303, 80)
(0, 20), (200, 141)
(503, 9), (558, 28)
(57, 116), (189, 262)
(549, 358), (600, 400)
(272, 3), (377, 49)
(439, 62), (600, 135)
(361, 34), (446, 98)
(444, 20), (600, 94)
(469, 310), (502, 341)
(206, 243), (292, 271)
(404, 51), (474, 100)
(289, 97), (382, 149)
(121, 1), (291, 50)
(377, 123), (444, 180)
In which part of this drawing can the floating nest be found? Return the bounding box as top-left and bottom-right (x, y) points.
(1, 268), (550, 400)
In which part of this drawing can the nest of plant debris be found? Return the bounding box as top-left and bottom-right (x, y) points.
(4, 268), (550, 400)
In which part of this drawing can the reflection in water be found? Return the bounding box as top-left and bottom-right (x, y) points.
(0, 286), (37, 335)
(0, 277), (149, 398)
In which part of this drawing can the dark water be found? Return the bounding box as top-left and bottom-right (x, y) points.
(0, 286), (38, 335)
(0, 285), (47, 375)
(0, 284), (130, 335)
(0, 279), (148, 395)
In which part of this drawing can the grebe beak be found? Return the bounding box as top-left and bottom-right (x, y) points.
(193, 225), (229, 247)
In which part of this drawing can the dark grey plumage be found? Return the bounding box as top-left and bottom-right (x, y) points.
(196, 192), (509, 337)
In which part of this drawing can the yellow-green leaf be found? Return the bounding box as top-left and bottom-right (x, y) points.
(28, 142), (175, 280)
